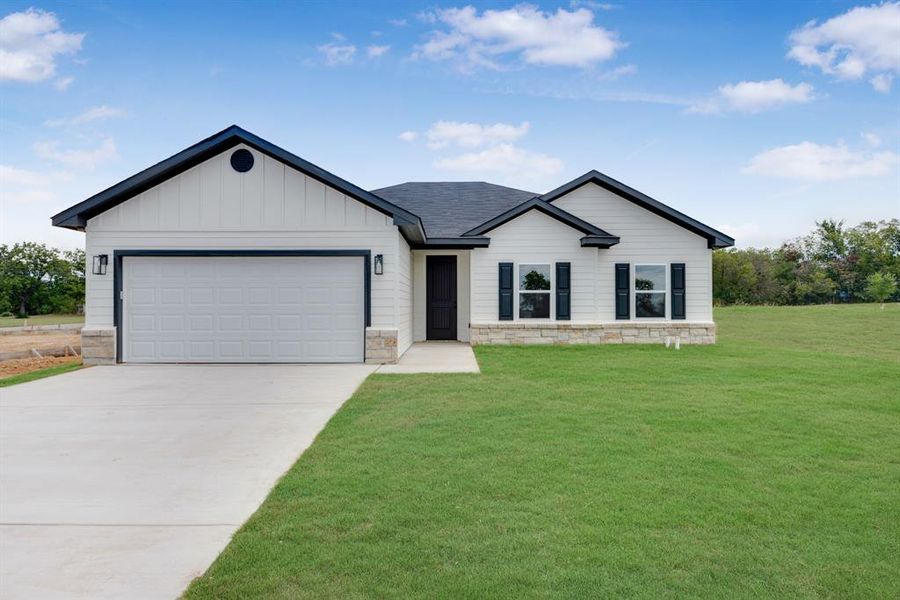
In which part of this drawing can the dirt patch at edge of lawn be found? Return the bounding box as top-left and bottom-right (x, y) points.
(0, 356), (81, 378)
(0, 332), (81, 353)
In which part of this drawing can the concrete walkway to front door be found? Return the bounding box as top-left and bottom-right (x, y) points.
(377, 342), (480, 374)
(0, 363), (375, 600)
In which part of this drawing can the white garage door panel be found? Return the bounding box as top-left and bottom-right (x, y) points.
(123, 257), (365, 363)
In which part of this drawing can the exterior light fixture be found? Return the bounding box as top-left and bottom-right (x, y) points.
(374, 254), (384, 275)
(92, 254), (108, 276)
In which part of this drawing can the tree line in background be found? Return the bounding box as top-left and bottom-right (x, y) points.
(714, 219), (899, 306)
(0, 219), (897, 318)
(0, 243), (85, 317)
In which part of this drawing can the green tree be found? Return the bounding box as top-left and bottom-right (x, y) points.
(522, 269), (550, 290)
(713, 249), (758, 304)
(46, 249), (86, 313)
(865, 272), (897, 309)
(847, 220), (900, 291)
(0, 243), (85, 316)
(0, 243), (57, 316)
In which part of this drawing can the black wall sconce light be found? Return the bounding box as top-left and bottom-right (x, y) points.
(374, 254), (384, 275)
(92, 254), (108, 275)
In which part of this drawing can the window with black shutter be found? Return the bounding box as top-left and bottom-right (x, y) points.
(615, 263), (630, 319)
(499, 262), (514, 320)
(556, 262), (570, 320)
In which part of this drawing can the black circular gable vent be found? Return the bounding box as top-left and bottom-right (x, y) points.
(230, 149), (254, 172)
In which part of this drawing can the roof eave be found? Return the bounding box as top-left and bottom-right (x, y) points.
(51, 214), (86, 230)
(580, 235), (620, 248)
(394, 216), (427, 245)
(412, 236), (491, 249)
(710, 235), (735, 249)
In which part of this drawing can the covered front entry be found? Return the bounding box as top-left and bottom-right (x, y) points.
(120, 254), (366, 363)
(426, 255), (457, 340)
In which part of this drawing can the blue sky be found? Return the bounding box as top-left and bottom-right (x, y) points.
(1, 0), (898, 249)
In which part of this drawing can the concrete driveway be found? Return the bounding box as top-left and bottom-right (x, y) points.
(0, 363), (376, 600)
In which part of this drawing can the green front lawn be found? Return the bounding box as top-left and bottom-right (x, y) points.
(0, 313), (84, 328)
(186, 305), (900, 599)
(0, 361), (84, 387)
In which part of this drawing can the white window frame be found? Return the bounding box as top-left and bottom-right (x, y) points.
(517, 262), (553, 320)
(633, 263), (668, 320)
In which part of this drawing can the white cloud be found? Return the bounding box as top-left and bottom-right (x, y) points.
(415, 4), (623, 70)
(870, 73), (893, 93)
(862, 132), (882, 147)
(53, 75), (74, 90)
(570, 1), (617, 10)
(433, 143), (564, 184)
(367, 44), (390, 58)
(787, 2), (900, 91)
(715, 222), (803, 249)
(719, 80), (814, 112)
(743, 141), (900, 181)
(0, 164), (45, 187)
(317, 43), (356, 66)
(398, 130), (418, 142)
(34, 137), (118, 169)
(716, 222), (762, 248)
(388, 18), (408, 27)
(690, 79), (814, 114)
(44, 105), (128, 128)
(425, 120), (530, 149)
(0, 164), (85, 248)
(416, 11), (438, 25)
(0, 8), (84, 82)
(596, 63), (636, 81)
(0, 164), (72, 206)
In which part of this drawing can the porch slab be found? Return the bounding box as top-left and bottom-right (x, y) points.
(377, 342), (480, 374)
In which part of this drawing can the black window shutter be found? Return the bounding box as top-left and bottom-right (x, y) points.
(499, 262), (514, 320)
(671, 263), (686, 320)
(615, 263), (630, 320)
(556, 262), (571, 320)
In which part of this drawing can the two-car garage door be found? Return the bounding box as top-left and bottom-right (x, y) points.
(122, 256), (365, 363)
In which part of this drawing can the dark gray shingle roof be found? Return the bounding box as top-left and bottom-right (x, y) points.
(371, 181), (538, 238)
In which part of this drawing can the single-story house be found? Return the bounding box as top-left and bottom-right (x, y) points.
(52, 126), (734, 365)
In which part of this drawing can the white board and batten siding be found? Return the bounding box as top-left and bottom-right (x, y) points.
(470, 211), (597, 323)
(85, 144), (406, 344)
(470, 182), (714, 323)
(395, 234), (413, 355)
(554, 183), (713, 322)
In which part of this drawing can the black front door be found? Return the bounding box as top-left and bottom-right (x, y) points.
(426, 256), (457, 340)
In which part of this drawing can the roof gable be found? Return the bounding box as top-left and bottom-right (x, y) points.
(462, 197), (620, 248)
(540, 170), (734, 249)
(51, 125), (425, 243)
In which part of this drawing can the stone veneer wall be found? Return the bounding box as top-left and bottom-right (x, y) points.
(365, 328), (399, 364)
(470, 322), (716, 345)
(82, 327), (400, 365)
(82, 327), (116, 365)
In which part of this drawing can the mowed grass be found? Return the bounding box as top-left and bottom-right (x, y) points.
(185, 305), (900, 599)
(0, 361), (83, 387)
(0, 313), (84, 328)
